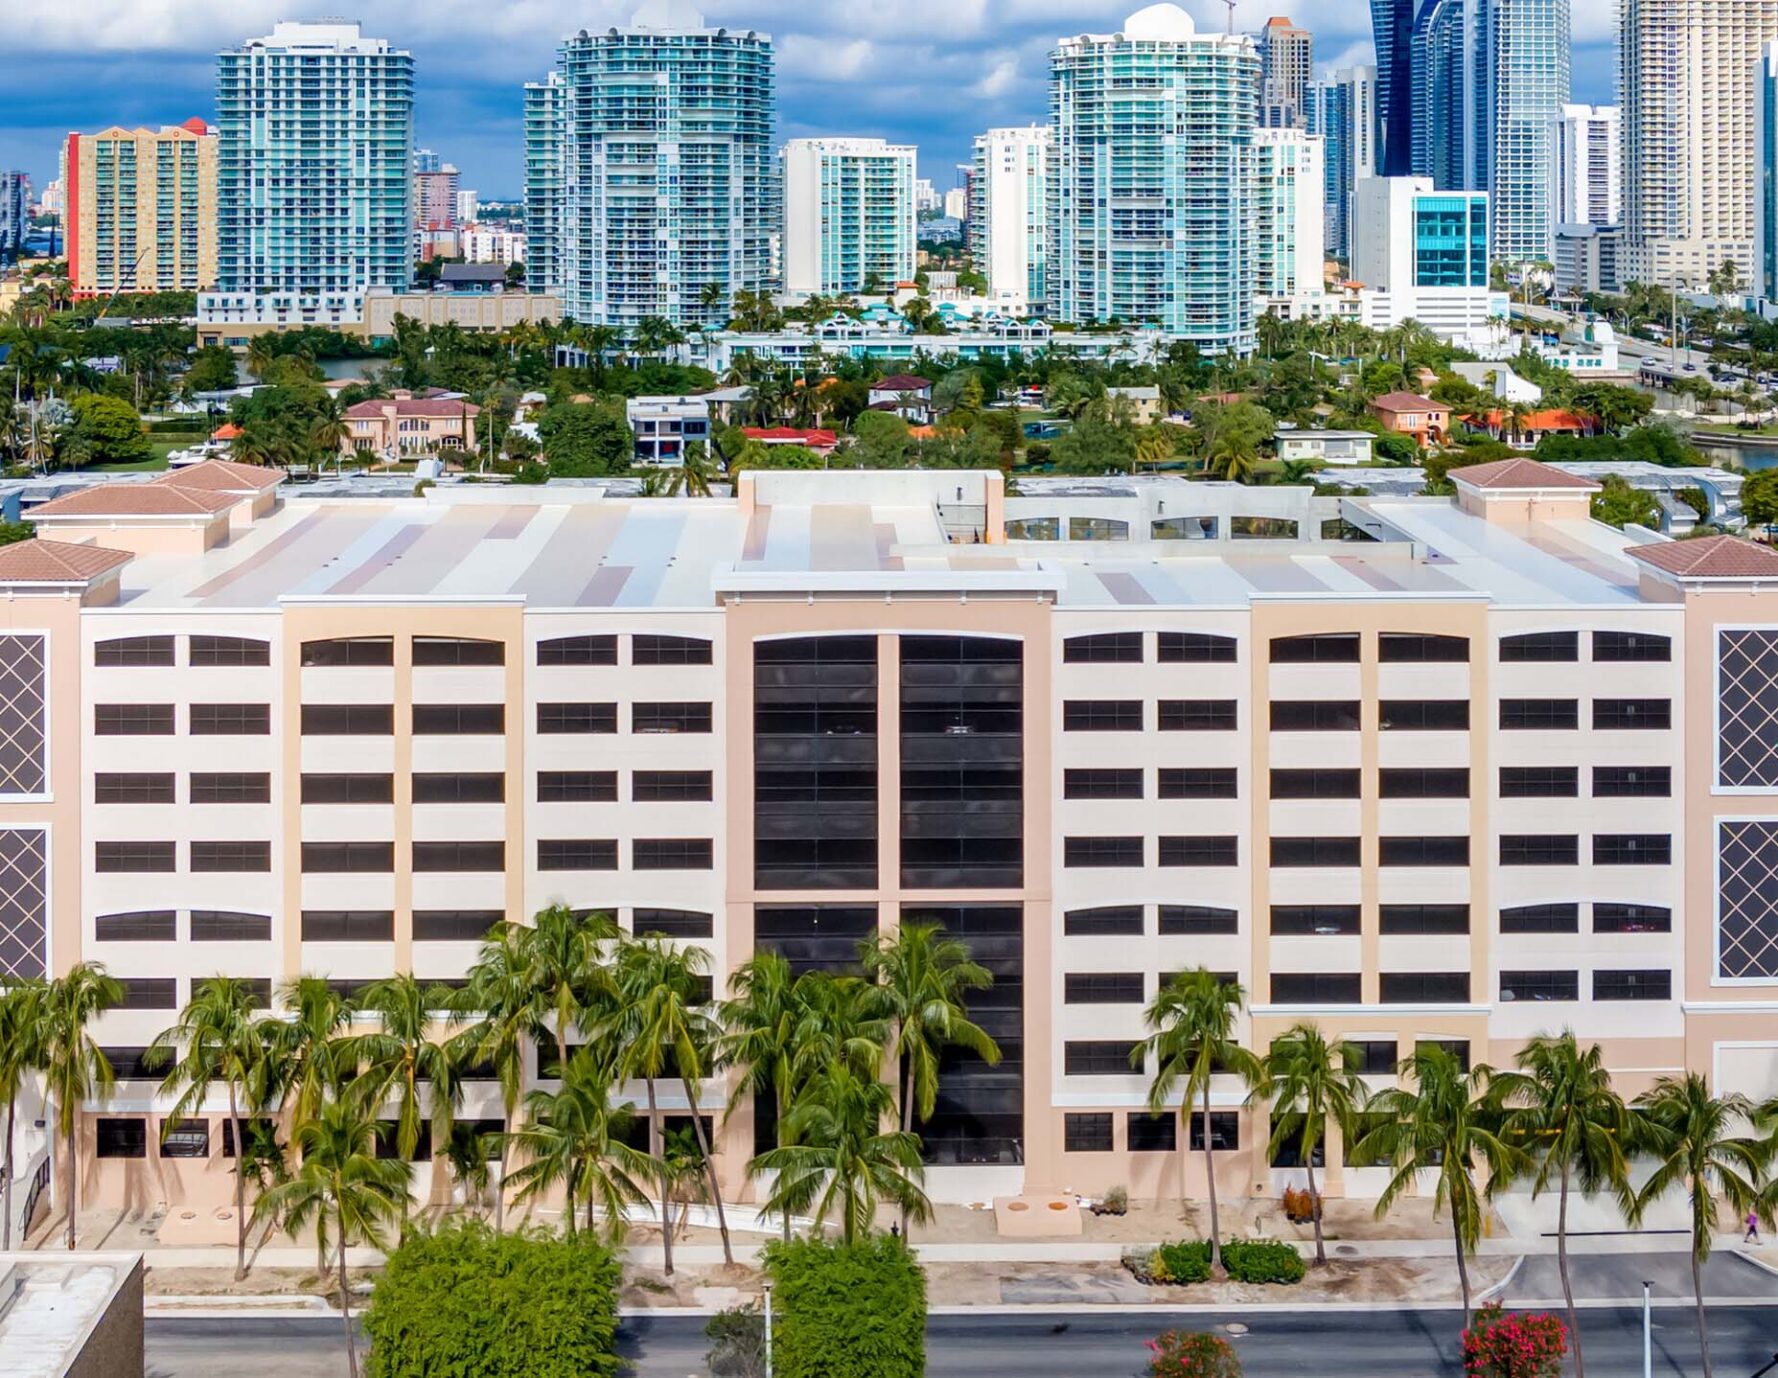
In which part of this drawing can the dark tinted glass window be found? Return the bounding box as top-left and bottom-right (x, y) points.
(413, 704), (504, 734)
(189, 703), (270, 735)
(1380, 768), (1470, 798)
(96, 636), (174, 668)
(1380, 836), (1469, 866)
(1158, 632), (1237, 663)
(1064, 1041), (1139, 1076)
(1501, 766), (1579, 798)
(1379, 633), (1469, 662)
(1128, 1113), (1178, 1152)
(1189, 1112), (1240, 1152)
(1271, 972), (1362, 1004)
(301, 637), (392, 667)
(1594, 630), (1670, 662)
(1379, 904), (1470, 934)
(95, 704), (174, 735)
(1064, 769), (1143, 799)
(96, 1118), (148, 1158)
(1593, 699), (1670, 730)
(190, 772), (271, 804)
(1593, 903), (1672, 933)
(1270, 701), (1361, 731)
(1500, 835), (1579, 866)
(160, 1118), (210, 1158)
(412, 773), (505, 804)
(1500, 631), (1578, 662)
(632, 635), (713, 665)
(1380, 972), (1470, 1003)
(413, 841), (505, 872)
(537, 703), (616, 734)
(301, 911), (395, 942)
(1501, 970), (1580, 1003)
(633, 771), (713, 802)
(190, 910), (270, 941)
(1271, 836), (1361, 867)
(1271, 905), (1360, 935)
(1593, 969), (1671, 1001)
(1064, 906), (1143, 936)
(95, 773), (175, 804)
(1158, 768), (1238, 799)
(1593, 766), (1670, 797)
(117, 977), (177, 1010)
(101, 1047), (155, 1078)
(1064, 972), (1145, 1004)
(1272, 768), (1361, 799)
(413, 910), (504, 942)
(1159, 700), (1237, 731)
(1380, 700), (1469, 731)
(538, 771), (618, 802)
(1063, 700), (1143, 731)
(1063, 836), (1143, 868)
(95, 910), (176, 941)
(1593, 834), (1671, 865)
(301, 841), (394, 873)
(632, 909), (715, 938)
(1063, 633), (1142, 663)
(189, 635), (270, 667)
(633, 702), (712, 734)
(1351, 1040), (1399, 1075)
(301, 773), (393, 804)
(633, 838), (714, 870)
(537, 635), (617, 666)
(1158, 906), (1239, 935)
(1271, 633), (1360, 663)
(300, 704), (393, 735)
(537, 839), (617, 871)
(1500, 903), (1580, 933)
(1500, 699), (1579, 730)
(1159, 836), (1238, 867)
(190, 841), (270, 872)
(95, 841), (175, 872)
(412, 636), (503, 666)
(1064, 1113), (1114, 1151)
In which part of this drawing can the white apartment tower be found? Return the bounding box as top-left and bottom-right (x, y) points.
(780, 138), (917, 297)
(1551, 104), (1621, 228)
(1258, 16), (1313, 128)
(969, 126), (1050, 314)
(1620, 0), (1778, 287)
(1253, 129), (1326, 297)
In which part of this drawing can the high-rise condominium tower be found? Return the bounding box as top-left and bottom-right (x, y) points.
(63, 120), (218, 298)
(1621, 0), (1778, 288)
(1371, 0), (1421, 176)
(1258, 17), (1313, 129)
(780, 139), (916, 296)
(525, 0), (775, 329)
(1307, 65), (1379, 260)
(1049, 4), (1258, 352)
(215, 21), (414, 295)
(0, 173), (26, 266)
(1758, 44), (1778, 298)
(969, 125), (1049, 314)
(1550, 104), (1621, 228)
(1253, 130), (1326, 298)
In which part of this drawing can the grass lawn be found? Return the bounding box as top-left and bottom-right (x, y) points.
(1693, 422), (1778, 438)
(89, 442), (176, 473)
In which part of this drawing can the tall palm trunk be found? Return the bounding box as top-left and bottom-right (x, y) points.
(1304, 1138), (1325, 1267)
(229, 1085), (248, 1280)
(645, 1077), (674, 1276)
(2, 1097), (15, 1250)
(63, 1113), (76, 1250)
(899, 1053), (917, 1239)
(1692, 1238), (1714, 1378)
(336, 1201), (358, 1378)
(680, 1077), (732, 1265)
(1202, 1082), (1222, 1276)
(1557, 1160), (1584, 1377)
(1453, 1206), (1472, 1329)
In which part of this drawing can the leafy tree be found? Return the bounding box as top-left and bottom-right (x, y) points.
(1373, 431), (1421, 466)
(255, 1098), (412, 1378)
(763, 1233), (926, 1378)
(144, 977), (269, 1278)
(41, 962), (123, 1249)
(1632, 1074), (1771, 1378)
(64, 393), (151, 467)
(1590, 474), (1661, 530)
(1354, 1046), (1522, 1326)
(1742, 469), (1778, 532)
(1494, 1033), (1635, 1377)
(1136, 969), (1263, 1275)
(538, 403), (633, 476)
(1194, 401), (1275, 482)
(705, 1302), (767, 1378)
(851, 409), (910, 467)
(0, 521), (33, 548)
(0, 979), (46, 1249)
(503, 1050), (652, 1242)
(184, 346), (239, 395)
(1052, 416), (1137, 474)
(1253, 1024), (1368, 1265)
(363, 1220), (623, 1378)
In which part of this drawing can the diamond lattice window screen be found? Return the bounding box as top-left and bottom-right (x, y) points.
(0, 828), (47, 979)
(1719, 820), (1778, 981)
(0, 635), (46, 796)
(1719, 630), (1778, 789)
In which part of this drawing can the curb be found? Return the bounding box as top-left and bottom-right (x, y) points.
(1475, 1255), (1524, 1304)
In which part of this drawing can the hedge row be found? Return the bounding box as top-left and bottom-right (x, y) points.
(1126, 1239), (1306, 1286)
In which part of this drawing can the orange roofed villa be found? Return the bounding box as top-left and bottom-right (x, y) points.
(343, 391), (480, 459)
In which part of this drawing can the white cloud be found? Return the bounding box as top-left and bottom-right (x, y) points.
(974, 56), (1022, 99)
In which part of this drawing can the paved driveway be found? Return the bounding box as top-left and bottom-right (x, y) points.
(1508, 1251), (1778, 1304)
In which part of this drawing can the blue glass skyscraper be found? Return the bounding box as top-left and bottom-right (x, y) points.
(1370, 0), (1422, 176)
(1307, 66), (1378, 261)
(1759, 42), (1778, 299)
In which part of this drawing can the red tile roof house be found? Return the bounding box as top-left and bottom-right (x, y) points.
(867, 374), (935, 423)
(1464, 408), (1598, 448)
(741, 426), (839, 458)
(343, 392), (480, 460)
(1368, 391), (1451, 446)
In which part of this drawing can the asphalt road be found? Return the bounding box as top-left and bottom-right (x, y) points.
(1510, 1251), (1776, 1306)
(146, 1305), (1778, 1378)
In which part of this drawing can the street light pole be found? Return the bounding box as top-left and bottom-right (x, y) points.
(1642, 1279), (1653, 1378)
(764, 1280), (774, 1378)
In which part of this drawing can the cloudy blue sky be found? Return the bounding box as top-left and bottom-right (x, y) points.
(1, 0), (1617, 199)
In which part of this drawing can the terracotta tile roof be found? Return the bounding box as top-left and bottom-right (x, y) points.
(1626, 534), (1778, 579)
(343, 397), (481, 419)
(1449, 458), (1600, 491)
(872, 374), (932, 392)
(742, 426), (838, 449)
(154, 460), (285, 493)
(29, 483), (240, 519)
(210, 423), (242, 441)
(1469, 409), (1594, 432)
(1370, 391), (1443, 411)
(0, 538), (132, 583)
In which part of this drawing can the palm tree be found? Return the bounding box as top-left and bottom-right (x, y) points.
(1135, 969), (1262, 1275)
(787, 973), (891, 1088)
(1354, 1046), (1520, 1326)
(863, 922), (999, 1235)
(503, 1049), (653, 1242)
(451, 922), (544, 1229)
(264, 976), (353, 1134)
(1253, 1024), (1368, 1266)
(40, 963), (123, 1250)
(751, 1062), (930, 1244)
(666, 441), (715, 496)
(1494, 1033), (1636, 1378)
(347, 975), (462, 1208)
(1632, 1075), (1770, 1378)
(698, 281), (729, 324)
(0, 979), (46, 1249)
(521, 904), (617, 1074)
(144, 977), (267, 1279)
(1134, 424), (1175, 473)
(309, 396), (350, 464)
(720, 952), (800, 1238)
(253, 1099), (411, 1378)
(611, 934), (733, 1268)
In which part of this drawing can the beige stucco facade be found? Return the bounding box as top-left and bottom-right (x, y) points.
(65, 123), (218, 299)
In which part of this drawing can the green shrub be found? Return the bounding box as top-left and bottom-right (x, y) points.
(1147, 1329), (1243, 1377)
(1221, 1239), (1306, 1285)
(763, 1234), (926, 1378)
(706, 1302), (767, 1378)
(362, 1220), (622, 1378)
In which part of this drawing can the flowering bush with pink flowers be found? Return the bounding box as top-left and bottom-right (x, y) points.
(1146, 1329), (1243, 1378)
(1461, 1303), (1569, 1378)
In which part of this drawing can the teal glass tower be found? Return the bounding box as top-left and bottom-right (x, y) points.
(215, 21), (413, 295)
(1758, 42), (1778, 300)
(1048, 4), (1259, 353)
(528, 0), (776, 329)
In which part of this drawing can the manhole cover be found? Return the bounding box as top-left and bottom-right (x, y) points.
(1223, 1323), (1249, 1336)
(1335, 1245), (1359, 1257)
